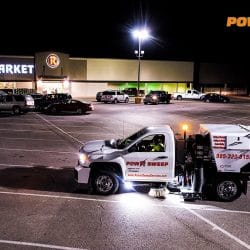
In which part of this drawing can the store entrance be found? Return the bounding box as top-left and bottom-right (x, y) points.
(37, 80), (70, 94)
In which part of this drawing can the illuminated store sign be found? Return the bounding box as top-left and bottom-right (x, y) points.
(0, 64), (34, 75)
(46, 54), (60, 68)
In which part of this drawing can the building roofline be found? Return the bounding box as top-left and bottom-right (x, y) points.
(0, 55), (34, 59)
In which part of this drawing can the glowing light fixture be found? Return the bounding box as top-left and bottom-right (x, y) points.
(132, 28), (150, 95)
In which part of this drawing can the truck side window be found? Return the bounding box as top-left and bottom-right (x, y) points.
(129, 134), (166, 152)
(150, 134), (165, 152)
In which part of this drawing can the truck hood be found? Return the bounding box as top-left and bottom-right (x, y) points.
(80, 139), (118, 155)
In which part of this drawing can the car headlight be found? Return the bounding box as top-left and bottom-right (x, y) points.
(79, 153), (88, 165)
(152, 95), (158, 100)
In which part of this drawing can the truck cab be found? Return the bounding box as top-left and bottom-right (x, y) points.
(74, 126), (176, 194)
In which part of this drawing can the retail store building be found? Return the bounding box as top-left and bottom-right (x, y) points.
(0, 52), (248, 97)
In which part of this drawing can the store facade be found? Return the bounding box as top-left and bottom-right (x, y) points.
(0, 55), (35, 94)
(1, 52), (194, 97)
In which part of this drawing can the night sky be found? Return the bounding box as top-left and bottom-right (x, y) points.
(1, 1), (250, 63)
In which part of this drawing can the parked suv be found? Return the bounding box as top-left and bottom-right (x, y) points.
(143, 90), (171, 104)
(101, 90), (129, 103)
(0, 94), (35, 115)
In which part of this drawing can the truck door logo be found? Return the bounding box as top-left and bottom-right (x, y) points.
(46, 54), (60, 68)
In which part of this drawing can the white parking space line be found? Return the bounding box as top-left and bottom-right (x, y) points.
(0, 137), (64, 142)
(183, 206), (250, 249)
(0, 148), (77, 154)
(0, 122), (45, 126)
(169, 199), (250, 249)
(67, 131), (113, 135)
(0, 239), (87, 250)
(0, 122), (108, 131)
(35, 114), (83, 145)
(0, 191), (249, 215)
(0, 129), (53, 133)
(0, 163), (63, 169)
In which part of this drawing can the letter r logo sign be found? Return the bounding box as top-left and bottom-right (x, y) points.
(46, 54), (60, 68)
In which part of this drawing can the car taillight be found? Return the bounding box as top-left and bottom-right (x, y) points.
(26, 100), (34, 106)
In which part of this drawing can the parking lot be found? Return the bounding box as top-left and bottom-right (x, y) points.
(0, 98), (249, 250)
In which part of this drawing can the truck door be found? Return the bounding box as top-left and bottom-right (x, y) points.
(123, 133), (171, 182)
(192, 90), (200, 99)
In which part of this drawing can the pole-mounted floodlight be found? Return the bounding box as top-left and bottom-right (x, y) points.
(132, 28), (150, 96)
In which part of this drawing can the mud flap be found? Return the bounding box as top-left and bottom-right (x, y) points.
(242, 180), (248, 195)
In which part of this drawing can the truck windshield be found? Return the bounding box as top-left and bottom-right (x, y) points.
(117, 127), (148, 149)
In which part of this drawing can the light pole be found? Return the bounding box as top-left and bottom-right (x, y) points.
(132, 29), (149, 95)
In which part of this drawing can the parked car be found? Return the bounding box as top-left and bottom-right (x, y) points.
(143, 90), (171, 104)
(0, 94), (35, 115)
(30, 93), (44, 110)
(101, 90), (129, 103)
(36, 93), (72, 111)
(203, 93), (230, 103)
(123, 88), (145, 97)
(0, 90), (7, 96)
(44, 99), (94, 114)
(96, 91), (103, 102)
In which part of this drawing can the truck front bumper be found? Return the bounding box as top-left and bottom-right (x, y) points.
(74, 165), (90, 184)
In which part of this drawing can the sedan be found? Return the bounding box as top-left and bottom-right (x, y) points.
(44, 99), (94, 114)
(203, 93), (230, 103)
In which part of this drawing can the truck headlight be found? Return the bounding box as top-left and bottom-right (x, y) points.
(79, 153), (88, 165)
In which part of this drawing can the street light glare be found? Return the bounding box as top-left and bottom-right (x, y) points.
(132, 29), (150, 40)
(132, 27), (151, 95)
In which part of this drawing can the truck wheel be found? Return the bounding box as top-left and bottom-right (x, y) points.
(177, 96), (182, 100)
(92, 171), (119, 195)
(215, 178), (241, 202)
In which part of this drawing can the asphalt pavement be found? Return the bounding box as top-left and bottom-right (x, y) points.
(0, 99), (249, 250)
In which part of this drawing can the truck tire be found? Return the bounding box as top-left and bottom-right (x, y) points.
(215, 178), (241, 202)
(177, 95), (182, 100)
(92, 171), (119, 195)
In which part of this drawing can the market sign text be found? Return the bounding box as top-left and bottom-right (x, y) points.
(0, 64), (34, 75)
